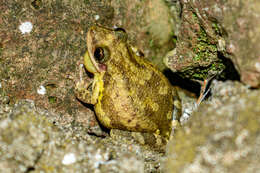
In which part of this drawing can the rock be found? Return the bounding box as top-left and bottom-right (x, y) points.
(164, 0), (260, 87)
(221, 0), (260, 87)
(165, 81), (260, 173)
(0, 100), (58, 172)
(111, 0), (177, 70)
(0, 100), (162, 172)
(164, 0), (225, 80)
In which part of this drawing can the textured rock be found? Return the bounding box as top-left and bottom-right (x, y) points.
(165, 81), (260, 173)
(0, 100), (58, 172)
(111, 0), (177, 69)
(164, 0), (260, 87)
(0, 100), (164, 172)
(221, 0), (260, 87)
(164, 0), (225, 80)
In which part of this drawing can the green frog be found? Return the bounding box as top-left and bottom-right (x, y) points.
(75, 25), (181, 148)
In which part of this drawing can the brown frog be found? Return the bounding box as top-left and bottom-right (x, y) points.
(75, 25), (181, 147)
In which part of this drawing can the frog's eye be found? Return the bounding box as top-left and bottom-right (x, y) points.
(94, 47), (109, 63)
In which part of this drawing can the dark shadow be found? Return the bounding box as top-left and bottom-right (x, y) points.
(76, 97), (110, 136)
(163, 52), (241, 97)
(164, 69), (201, 97)
(217, 52), (240, 81)
(76, 97), (95, 112)
(85, 68), (94, 78)
(26, 167), (35, 173)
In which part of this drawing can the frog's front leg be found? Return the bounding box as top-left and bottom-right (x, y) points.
(75, 64), (96, 104)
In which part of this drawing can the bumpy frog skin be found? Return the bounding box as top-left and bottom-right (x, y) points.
(75, 26), (181, 143)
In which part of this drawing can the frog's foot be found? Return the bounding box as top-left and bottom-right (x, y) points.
(75, 80), (93, 103)
(74, 64), (94, 104)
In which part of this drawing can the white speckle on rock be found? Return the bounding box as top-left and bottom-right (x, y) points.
(235, 129), (249, 147)
(213, 130), (234, 141)
(180, 108), (192, 124)
(213, 4), (222, 13)
(202, 7), (209, 11)
(0, 118), (11, 129)
(37, 85), (46, 95)
(94, 15), (100, 20)
(93, 152), (103, 168)
(255, 62), (260, 72)
(120, 155), (144, 173)
(62, 153), (76, 165)
(19, 21), (33, 34)
(227, 43), (236, 54)
(217, 38), (226, 52)
(79, 63), (84, 68)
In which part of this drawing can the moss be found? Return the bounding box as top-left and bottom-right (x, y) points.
(180, 21), (225, 80)
(192, 12), (198, 21)
(0, 48), (3, 57)
(193, 28), (217, 62)
(83, 0), (90, 4)
(172, 36), (177, 45)
(149, 39), (154, 48)
(48, 96), (57, 104)
(212, 22), (221, 35)
(180, 61), (225, 80)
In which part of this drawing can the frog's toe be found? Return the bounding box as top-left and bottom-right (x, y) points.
(75, 80), (93, 103)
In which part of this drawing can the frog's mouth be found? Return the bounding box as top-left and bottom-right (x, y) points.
(85, 28), (108, 74)
(83, 50), (98, 74)
(83, 49), (107, 74)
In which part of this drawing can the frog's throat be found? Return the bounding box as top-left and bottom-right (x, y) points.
(83, 50), (98, 73)
(92, 72), (104, 105)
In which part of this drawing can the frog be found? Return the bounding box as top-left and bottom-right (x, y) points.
(75, 25), (182, 148)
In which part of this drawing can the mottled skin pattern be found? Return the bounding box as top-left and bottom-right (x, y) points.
(75, 26), (181, 143)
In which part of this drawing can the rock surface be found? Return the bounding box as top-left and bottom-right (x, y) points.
(221, 0), (260, 87)
(111, 0), (177, 70)
(1, 0), (260, 172)
(164, 0), (260, 87)
(164, 0), (226, 80)
(0, 100), (161, 173)
(165, 81), (260, 173)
